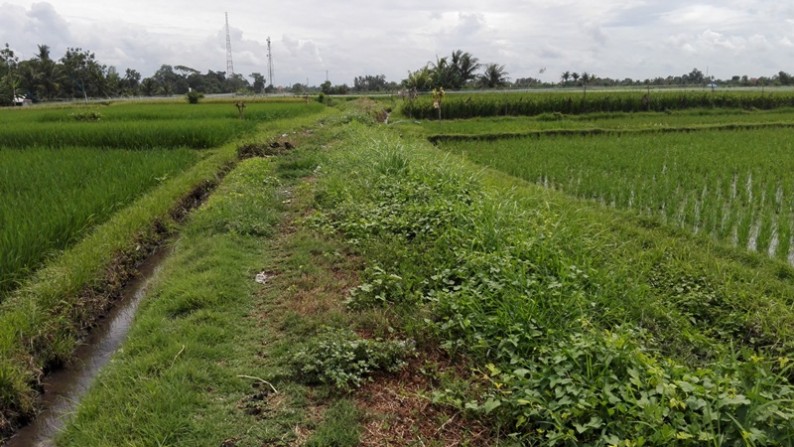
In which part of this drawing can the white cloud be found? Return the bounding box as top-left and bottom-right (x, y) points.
(1, 0), (793, 86)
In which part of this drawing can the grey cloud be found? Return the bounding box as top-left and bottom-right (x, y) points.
(3, 0), (794, 86)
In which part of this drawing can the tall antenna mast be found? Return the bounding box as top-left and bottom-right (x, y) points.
(267, 36), (274, 88)
(225, 12), (235, 79)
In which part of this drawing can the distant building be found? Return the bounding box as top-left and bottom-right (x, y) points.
(13, 96), (32, 106)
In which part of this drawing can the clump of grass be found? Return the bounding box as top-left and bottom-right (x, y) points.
(69, 110), (103, 121)
(305, 400), (361, 447)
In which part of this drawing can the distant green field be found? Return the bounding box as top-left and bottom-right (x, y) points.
(401, 89), (794, 119)
(0, 101), (326, 149)
(0, 100), (325, 123)
(402, 107), (794, 136)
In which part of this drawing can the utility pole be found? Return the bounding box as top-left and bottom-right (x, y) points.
(225, 12), (235, 79)
(267, 37), (274, 89)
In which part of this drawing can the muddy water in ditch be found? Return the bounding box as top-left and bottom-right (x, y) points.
(7, 249), (167, 447)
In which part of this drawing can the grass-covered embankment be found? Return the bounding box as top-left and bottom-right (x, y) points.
(308, 123), (794, 445)
(0, 107), (334, 440)
(55, 157), (288, 445)
(54, 113), (418, 446)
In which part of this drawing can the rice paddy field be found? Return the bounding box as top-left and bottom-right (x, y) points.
(400, 107), (794, 136)
(5, 92), (794, 446)
(0, 101), (325, 149)
(0, 100), (324, 300)
(0, 147), (199, 297)
(401, 89), (794, 119)
(0, 98), (331, 440)
(433, 118), (794, 266)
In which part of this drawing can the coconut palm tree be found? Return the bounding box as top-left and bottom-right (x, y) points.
(480, 63), (509, 89)
(450, 50), (480, 88)
(430, 56), (456, 88)
(561, 71), (571, 86)
(34, 45), (59, 99)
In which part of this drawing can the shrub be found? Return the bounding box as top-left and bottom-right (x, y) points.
(70, 110), (103, 121)
(291, 327), (414, 390)
(185, 91), (204, 104)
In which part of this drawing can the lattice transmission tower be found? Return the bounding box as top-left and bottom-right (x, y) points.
(225, 12), (235, 79)
(267, 37), (274, 88)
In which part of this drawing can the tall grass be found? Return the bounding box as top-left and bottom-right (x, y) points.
(440, 129), (794, 263)
(0, 147), (199, 299)
(401, 90), (794, 120)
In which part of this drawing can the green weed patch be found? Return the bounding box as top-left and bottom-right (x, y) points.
(291, 327), (414, 390)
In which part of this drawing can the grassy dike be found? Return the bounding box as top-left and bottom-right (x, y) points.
(305, 123), (794, 444)
(0, 108), (335, 440)
(55, 113), (488, 447)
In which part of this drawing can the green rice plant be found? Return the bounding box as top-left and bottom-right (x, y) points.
(400, 90), (794, 120)
(0, 101), (325, 124)
(440, 129), (794, 263)
(0, 120), (251, 149)
(0, 147), (199, 299)
(778, 207), (794, 264)
(397, 107), (794, 139)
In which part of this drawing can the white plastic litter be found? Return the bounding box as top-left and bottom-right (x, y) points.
(255, 271), (271, 284)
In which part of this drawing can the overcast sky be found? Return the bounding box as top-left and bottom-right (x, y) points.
(1, 1), (794, 86)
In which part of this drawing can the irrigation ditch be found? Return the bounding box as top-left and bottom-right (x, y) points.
(0, 125), (309, 445)
(0, 160), (236, 445)
(5, 249), (167, 447)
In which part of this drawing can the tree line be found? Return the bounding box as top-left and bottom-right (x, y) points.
(0, 43), (273, 105)
(3, 42), (794, 105)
